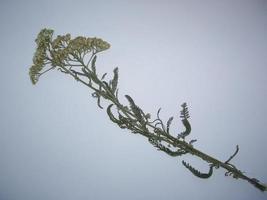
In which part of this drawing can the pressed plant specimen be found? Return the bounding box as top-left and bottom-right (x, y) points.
(28, 28), (266, 191)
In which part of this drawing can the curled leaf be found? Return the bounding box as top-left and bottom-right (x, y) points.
(157, 108), (162, 119)
(91, 92), (103, 109)
(225, 145), (239, 164)
(153, 108), (165, 132)
(97, 95), (102, 109)
(107, 104), (121, 124)
(178, 103), (191, 139)
(182, 161), (213, 179)
(148, 138), (187, 157)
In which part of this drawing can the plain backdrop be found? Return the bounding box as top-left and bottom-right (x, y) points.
(0, 0), (267, 199)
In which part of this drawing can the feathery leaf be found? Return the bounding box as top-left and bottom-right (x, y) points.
(182, 161), (213, 179)
(125, 95), (145, 126)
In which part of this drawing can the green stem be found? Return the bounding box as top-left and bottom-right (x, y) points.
(59, 57), (266, 192)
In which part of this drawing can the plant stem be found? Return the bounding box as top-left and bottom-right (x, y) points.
(64, 61), (266, 192)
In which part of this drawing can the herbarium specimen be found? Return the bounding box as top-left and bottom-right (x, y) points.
(28, 28), (266, 191)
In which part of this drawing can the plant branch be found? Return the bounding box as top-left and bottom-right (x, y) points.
(28, 28), (266, 192)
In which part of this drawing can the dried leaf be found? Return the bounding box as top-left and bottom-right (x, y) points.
(111, 67), (118, 94)
(125, 95), (145, 125)
(166, 116), (174, 134)
(101, 73), (107, 80)
(107, 104), (120, 124)
(91, 55), (97, 74)
(182, 161), (213, 179)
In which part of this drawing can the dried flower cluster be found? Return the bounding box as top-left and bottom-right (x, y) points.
(29, 28), (110, 84)
(28, 28), (266, 192)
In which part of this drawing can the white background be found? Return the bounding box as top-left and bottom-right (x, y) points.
(0, 0), (267, 199)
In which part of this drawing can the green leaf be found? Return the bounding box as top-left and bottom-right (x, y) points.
(125, 95), (145, 126)
(101, 73), (107, 80)
(178, 103), (191, 139)
(110, 67), (119, 94)
(92, 92), (103, 109)
(91, 55), (97, 74)
(107, 104), (121, 124)
(166, 116), (174, 134)
(180, 102), (190, 119)
(182, 161), (213, 179)
(148, 138), (187, 157)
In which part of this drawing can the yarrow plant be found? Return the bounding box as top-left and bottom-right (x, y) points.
(29, 28), (266, 192)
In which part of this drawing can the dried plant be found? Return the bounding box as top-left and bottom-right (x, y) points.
(28, 28), (266, 192)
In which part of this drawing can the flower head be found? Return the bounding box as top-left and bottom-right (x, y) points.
(29, 28), (54, 84)
(29, 28), (111, 84)
(91, 38), (110, 52)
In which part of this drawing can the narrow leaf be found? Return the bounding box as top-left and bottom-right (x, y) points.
(166, 116), (174, 134)
(107, 104), (120, 124)
(91, 55), (97, 74)
(101, 73), (107, 80)
(182, 161), (213, 179)
(111, 67), (119, 94)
